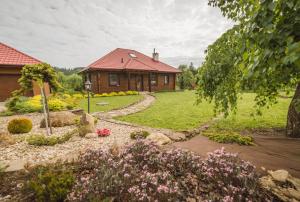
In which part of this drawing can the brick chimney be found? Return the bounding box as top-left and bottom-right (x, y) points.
(152, 48), (159, 61)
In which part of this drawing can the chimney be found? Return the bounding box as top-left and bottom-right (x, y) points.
(152, 48), (159, 61)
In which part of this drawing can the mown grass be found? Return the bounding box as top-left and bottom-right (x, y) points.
(117, 91), (290, 132)
(116, 91), (215, 131)
(79, 95), (143, 113)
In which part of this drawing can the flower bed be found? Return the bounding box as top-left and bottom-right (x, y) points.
(68, 140), (272, 201)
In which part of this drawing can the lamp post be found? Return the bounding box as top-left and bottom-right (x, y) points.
(84, 79), (92, 113)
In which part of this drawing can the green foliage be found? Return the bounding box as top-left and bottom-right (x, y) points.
(57, 72), (83, 93)
(108, 92), (118, 96)
(130, 130), (150, 139)
(126, 91), (139, 95)
(203, 130), (254, 145)
(26, 131), (75, 146)
(117, 91), (126, 96)
(7, 118), (32, 134)
(78, 126), (90, 137)
(177, 64), (196, 90)
(198, 0), (300, 116)
(15, 63), (60, 96)
(0, 110), (15, 117)
(25, 164), (75, 202)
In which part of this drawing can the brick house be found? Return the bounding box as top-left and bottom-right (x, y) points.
(0, 42), (50, 101)
(81, 48), (181, 93)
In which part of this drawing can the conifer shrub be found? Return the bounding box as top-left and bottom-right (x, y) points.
(130, 130), (150, 139)
(7, 118), (32, 134)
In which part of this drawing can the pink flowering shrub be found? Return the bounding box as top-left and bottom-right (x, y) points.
(68, 140), (272, 201)
(96, 128), (111, 137)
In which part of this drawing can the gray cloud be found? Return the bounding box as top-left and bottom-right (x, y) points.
(0, 0), (233, 68)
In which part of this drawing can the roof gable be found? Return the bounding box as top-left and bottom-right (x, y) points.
(0, 42), (42, 66)
(88, 48), (180, 73)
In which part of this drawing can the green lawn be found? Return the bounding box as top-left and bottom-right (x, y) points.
(116, 91), (215, 131)
(117, 91), (290, 131)
(79, 95), (143, 113)
(212, 93), (290, 131)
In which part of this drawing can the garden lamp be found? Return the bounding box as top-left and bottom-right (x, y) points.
(85, 79), (92, 113)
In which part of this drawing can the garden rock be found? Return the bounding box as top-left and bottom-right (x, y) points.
(85, 133), (98, 139)
(260, 169), (300, 201)
(146, 132), (172, 145)
(80, 113), (95, 134)
(40, 111), (78, 128)
(164, 132), (186, 141)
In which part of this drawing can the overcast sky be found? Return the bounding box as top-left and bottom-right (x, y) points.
(0, 0), (233, 68)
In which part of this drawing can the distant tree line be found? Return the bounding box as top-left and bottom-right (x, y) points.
(54, 67), (83, 93)
(177, 62), (198, 90)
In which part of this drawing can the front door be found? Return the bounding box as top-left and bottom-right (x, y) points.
(136, 75), (143, 91)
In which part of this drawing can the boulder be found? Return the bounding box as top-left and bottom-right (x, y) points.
(260, 170), (300, 202)
(146, 132), (172, 145)
(40, 111), (79, 128)
(85, 133), (98, 139)
(78, 113), (96, 137)
(268, 170), (289, 182)
(164, 132), (186, 141)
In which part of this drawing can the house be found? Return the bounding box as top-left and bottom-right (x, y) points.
(0, 42), (49, 101)
(81, 48), (181, 93)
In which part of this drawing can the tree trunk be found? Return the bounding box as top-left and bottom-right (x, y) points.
(40, 87), (50, 136)
(42, 87), (52, 134)
(286, 83), (300, 138)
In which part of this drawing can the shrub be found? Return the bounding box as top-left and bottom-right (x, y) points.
(0, 110), (15, 117)
(0, 133), (16, 146)
(130, 130), (150, 139)
(24, 164), (75, 202)
(126, 91), (139, 95)
(78, 126), (90, 137)
(7, 118), (32, 134)
(72, 94), (84, 99)
(108, 92), (118, 96)
(94, 94), (102, 98)
(97, 128), (111, 137)
(117, 91), (126, 96)
(68, 140), (270, 201)
(48, 98), (67, 111)
(27, 130), (75, 146)
(101, 93), (109, 97)
(203, 131), (254, 145)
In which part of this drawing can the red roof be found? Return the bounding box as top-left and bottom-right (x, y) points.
(87, 48), (180, 73)
(0, 42), (41, 66)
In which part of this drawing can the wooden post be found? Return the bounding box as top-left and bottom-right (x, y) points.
(128, 72), (131, 90)
(40, 87), (50, 136)
(148, 73), (152, 92)
(42, 87), (52, 134)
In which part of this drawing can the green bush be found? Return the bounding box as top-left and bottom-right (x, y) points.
(27, 131), (75, 146)
(130, 130), (150, 139)
(101, 93), (109, 97)
(117, 91), (126, 96)
(202, 131), (254, 145)
(25, 164), (75, 202)
(0, 110), (15, 117)
(108, 92), (118, 96)
(126, 91), (139, 95)
(78, 126), (90, 137)
(7, 118), (32, 134)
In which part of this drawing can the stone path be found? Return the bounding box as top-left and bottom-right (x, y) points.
(93, 92), (155, 119)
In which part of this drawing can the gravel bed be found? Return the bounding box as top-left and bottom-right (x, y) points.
(0, 117), (136, 168)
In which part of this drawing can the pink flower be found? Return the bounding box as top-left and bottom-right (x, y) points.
(97, 128), (111, 137)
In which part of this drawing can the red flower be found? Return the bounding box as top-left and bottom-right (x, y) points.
(97, 128), (111, 137)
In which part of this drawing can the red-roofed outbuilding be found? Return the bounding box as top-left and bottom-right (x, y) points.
(82, 48), (181, 93)
(0, 42), (49, 101)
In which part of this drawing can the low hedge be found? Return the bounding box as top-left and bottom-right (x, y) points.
(202, 131), (254, 145)
(93, 91), (139, 98)
(7, 118), (32, 134)
(26, 130), (76, 146)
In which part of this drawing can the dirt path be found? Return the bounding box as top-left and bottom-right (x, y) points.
(173, 134), (300, 178)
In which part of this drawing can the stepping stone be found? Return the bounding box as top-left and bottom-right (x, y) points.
(96, 102), (109, 106)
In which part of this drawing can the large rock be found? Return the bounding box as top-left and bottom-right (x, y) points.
(78, 113), (96, 137)
(260, 170), (300, 201)
(146, 132), (172, 145)
(85, 133), (97, 139)
(268, 170), (289, 182)
(40, 111), (79, 128)
(164, 132), (186, 141)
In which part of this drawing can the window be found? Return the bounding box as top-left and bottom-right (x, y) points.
(150, 74), (157, 86)
(109, 73), (120, 86)
(129, 53), (137, 58)
(164, 75), (169, 85)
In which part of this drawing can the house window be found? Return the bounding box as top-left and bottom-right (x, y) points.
(109, 73), (120, 86)
(150, 74), (157, 86)
(164, 75), (169, 85)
